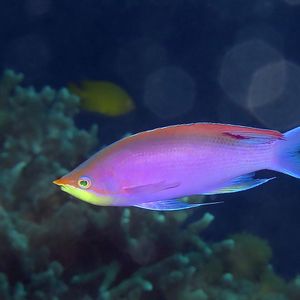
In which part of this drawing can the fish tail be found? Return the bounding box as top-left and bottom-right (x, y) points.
(274, 126), (300, 178)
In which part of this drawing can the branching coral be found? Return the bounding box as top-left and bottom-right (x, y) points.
(0, 69), (299, 300)
(0, 69), (98, 210)
(0, 69), (98, 299)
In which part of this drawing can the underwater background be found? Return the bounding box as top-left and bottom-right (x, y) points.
(1, 0), (300, 299)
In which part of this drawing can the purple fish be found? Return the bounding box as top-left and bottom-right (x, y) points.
(53, 123), (300, 211)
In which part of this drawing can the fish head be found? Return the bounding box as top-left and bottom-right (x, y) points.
(53, 172), (113, 206)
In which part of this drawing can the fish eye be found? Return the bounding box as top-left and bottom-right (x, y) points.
(78, 176), (92, 189)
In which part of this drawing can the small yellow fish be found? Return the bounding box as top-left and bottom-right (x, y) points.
(68, 80), (134, 117)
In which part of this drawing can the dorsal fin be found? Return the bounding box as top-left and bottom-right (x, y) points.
(122, 123), (284, 146)
(222, 129), (284, 144)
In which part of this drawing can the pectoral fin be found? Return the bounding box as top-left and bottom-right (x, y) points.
(204, 173), (275, 195)
(134, 199), (221, 211)
(123, 181), (180, 194)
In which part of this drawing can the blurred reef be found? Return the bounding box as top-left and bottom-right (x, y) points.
(0, 70), (300, 300)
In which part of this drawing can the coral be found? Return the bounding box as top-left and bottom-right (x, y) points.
(0, 69), (98, 210)
(223, 233), (272, 280)
(0, 69), (98, 299)
(0, 69), (300, 300)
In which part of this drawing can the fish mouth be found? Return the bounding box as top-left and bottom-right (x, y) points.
(53, 180), (72, 193)
(53, 178), (68, 186)
(53, 178), (73, 194)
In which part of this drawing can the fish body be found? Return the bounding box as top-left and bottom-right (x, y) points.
(68, 80), (134, 117)
(53, 123), (300, 210)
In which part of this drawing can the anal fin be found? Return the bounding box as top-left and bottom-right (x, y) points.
(134, 199), (221, 211)
(204, 173), (275, 195)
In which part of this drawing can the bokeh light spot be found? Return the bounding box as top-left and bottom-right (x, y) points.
(115, 38), (168, 86)
(219, 39), (282, 108)
(248, 61), (286, 109)
(143, 66), (196, 119)
(25, 0), (52, 17)
(249, 61), (300, 130)
(284, 0), (300, 5)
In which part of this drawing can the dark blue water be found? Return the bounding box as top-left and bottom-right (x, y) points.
(1, 1), (300, 299)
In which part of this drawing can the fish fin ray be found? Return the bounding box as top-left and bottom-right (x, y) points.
(134, 199), (222, 211)
(123, 181), (180, 194)
(204, 173), (275, 195)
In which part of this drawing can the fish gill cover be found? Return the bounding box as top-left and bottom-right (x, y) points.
(0, 70), (300, 300)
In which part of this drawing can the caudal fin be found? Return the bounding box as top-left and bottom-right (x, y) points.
(275, 126), (300, 178)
